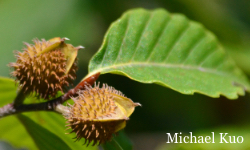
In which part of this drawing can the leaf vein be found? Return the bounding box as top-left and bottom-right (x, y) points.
(181, 34), (206, 64)
(99, 36), (110, 68)
(94, 62), (235, 78)
(130, 13), (153, 61)
(113, 14), (131, 64)
(146, 16), (171, 62)
(198, 47), (218, 67)
(163, 22), (190, 62)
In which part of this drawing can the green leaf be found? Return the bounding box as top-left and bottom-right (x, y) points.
(0, 115), (34, 150)
(17, 114), (71, 150)
(88, 8), (250, 99)
(0, 77), (97, 150)
(102, 130), (133, 150)
(0, 77), (36, 150)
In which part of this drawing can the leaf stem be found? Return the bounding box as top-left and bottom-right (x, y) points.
(13, 88), (26, 107)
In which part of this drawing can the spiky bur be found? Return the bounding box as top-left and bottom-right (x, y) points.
(9, 38), (82, 100)
(64, 83), (141, 146)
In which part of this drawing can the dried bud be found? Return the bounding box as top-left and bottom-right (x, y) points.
(9, 37), (82, 99)
(64, 83), (140, 146)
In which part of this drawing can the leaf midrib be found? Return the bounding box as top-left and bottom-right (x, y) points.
(92, 62), (236, 79)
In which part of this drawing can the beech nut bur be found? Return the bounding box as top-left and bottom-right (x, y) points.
(9, 37), (83, 100)
(63, 83), (141, 146)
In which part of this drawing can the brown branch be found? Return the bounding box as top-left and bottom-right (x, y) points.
(0, 72), (100, 118)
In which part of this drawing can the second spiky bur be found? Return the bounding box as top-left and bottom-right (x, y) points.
(9, 37), (84, 100)
(64, 83), (140, 146)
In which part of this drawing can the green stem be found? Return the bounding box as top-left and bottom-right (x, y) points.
(13, 88), (26, 107)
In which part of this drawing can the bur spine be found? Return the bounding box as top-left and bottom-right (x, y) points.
(9, 38), (79, 100)
(64, 83), (140, 146)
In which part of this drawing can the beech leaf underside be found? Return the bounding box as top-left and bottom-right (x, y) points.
(89, 8), (250, 99)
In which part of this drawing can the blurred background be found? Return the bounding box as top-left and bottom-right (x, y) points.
(1, 0), (250, 149)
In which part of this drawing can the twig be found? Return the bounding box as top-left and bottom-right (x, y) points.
(0, 103), (15, 118)
(0, 72), (100, 118)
